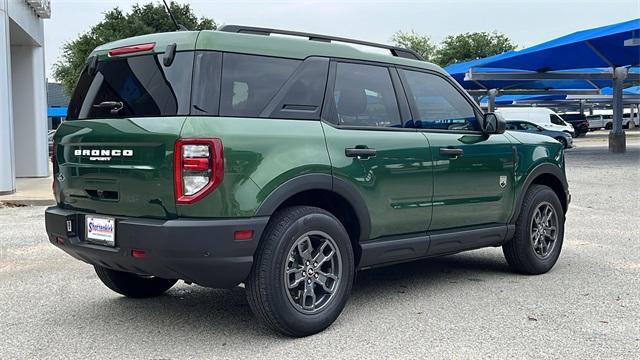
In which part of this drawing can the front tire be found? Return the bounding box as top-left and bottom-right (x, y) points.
(503, 185), (565, 275)
(246, 206), (354, 337)
(94, 266), (177, 298)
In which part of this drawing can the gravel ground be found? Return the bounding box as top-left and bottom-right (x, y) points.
(1, 138), (639, 359)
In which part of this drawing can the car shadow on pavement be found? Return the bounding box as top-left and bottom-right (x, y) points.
(79, 250), (514, 339)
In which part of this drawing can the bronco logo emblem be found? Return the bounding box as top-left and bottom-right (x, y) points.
(74, 149), (134, 161)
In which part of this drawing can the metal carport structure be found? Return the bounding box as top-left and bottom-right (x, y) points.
(445, 18), (640, 152)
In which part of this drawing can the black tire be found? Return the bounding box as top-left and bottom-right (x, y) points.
(94, 266), (177, 298)
(246, 206), (354, 337)
(555, 137), (568, 149)
(503, 185), (565, 275)
(605, 122), (612, 130)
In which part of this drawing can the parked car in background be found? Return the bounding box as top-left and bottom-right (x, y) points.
(558, 113), (589, 137)
(506, 120), (574, 149)
(587, 114), (639, 130)
(496, 107), (575, 137)
(48, 130), (56, 156)
(586, 114), (607, 130)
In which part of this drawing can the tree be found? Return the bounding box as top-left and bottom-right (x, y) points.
(433, 31), (516, 67)
(391, 30), (437, 62)
(53, 2), (216, 95)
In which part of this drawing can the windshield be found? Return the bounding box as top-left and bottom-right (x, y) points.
(67, 52), (194, 120)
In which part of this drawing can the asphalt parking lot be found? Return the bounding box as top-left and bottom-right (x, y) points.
(1, 132), (639, 359)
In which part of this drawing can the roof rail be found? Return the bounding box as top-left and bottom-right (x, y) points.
(218, 24), (424, 61)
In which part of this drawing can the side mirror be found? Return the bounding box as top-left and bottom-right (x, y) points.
(482, 113), (506, 135)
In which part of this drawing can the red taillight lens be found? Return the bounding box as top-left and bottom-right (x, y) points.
(173, 138), (224, 204)
(108, 42), (155, 57)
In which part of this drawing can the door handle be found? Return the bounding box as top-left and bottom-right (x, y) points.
(345, 146), (377, 159)
(439, 147), (464, 157)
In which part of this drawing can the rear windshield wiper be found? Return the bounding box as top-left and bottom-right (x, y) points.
(93, 101), (124, 115)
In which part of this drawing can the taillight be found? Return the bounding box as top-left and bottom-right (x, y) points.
(173, 138), (223, 204)
(108, 42), (155, 57)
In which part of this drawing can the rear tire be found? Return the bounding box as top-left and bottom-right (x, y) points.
(94, 266), (177, 298)
(503, 185), (565, 275)
(605, 122), (612, 130)
(246, 206), (354, 337)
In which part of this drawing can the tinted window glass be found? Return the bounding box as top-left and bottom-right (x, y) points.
(520, 122), (539, 131)
(67, 52), (194, 120)
(400, 69), (480, 131)
(550, 114), (565, 125)
(220, 53), (300, 117)
(191, 51), (222, 115)
(267, 58), (329, 120)
(332, 63), (400, 127)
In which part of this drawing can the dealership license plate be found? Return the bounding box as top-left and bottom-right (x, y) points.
(85, 215), (116, 247)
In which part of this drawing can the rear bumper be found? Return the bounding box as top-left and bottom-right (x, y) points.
(45, 207), (269, 288)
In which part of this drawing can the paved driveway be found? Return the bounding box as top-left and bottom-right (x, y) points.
(1, 139), (638, 359)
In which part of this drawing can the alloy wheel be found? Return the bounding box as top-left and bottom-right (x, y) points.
(530, 202), (559, 259)
(283, 231), (342, 314)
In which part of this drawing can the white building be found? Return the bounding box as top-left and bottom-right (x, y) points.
(0, 0), (50, 194)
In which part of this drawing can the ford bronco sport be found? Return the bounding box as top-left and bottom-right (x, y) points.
(46, 25), (570, 337)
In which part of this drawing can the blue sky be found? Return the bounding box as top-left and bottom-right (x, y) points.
(44, 0), (639, 79)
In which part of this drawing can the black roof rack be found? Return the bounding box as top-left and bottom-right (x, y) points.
(218, 24), (424, 61)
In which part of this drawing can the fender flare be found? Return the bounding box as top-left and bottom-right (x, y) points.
(255, 174), (371, 241)
(509, 163), (569, 224)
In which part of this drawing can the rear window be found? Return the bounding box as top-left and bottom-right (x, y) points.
(67, 52), (194, 120)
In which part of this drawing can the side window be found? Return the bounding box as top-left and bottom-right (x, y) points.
(550, 114), (565, 125)
(506, 122), (519, 130)
(332, 62), (401, 127)
(220, 53), (301, 117)
(521, 122), (537, 131)
(400, 69), (480, 131)
(265, 57), (329, 120)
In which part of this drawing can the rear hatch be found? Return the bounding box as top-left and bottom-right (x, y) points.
(53, 34), (197, 218)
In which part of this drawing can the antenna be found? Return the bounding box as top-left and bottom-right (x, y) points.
(162, 0), (188, 31)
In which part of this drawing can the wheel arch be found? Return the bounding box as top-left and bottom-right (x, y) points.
(255, 174), (371, 264)
(510, 163), (569, 224)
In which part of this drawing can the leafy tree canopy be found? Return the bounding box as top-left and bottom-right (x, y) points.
(390, 30), (437, 62)
(53, 2), (216, 95)
(434, 31), (517, 67)
(392, 30), (517, 67)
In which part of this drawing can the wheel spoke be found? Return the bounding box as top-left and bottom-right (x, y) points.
(301, 282), (316, 310)
(297, 236), (314, 261)
(287, 267), (305, 289)
(314, 271), (337, 294)
(313, 240), (335, 267)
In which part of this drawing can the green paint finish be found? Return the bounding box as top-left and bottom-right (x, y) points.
(53, 117), (187, 218)
(322, 124), (433, 240)
(424, 132), (516, 230)
(506, 130), (566, 197)
(179, 117), (331, 218)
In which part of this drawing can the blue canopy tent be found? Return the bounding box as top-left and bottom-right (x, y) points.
(600, 85), (640, 95)
(446, 18), (640, 152)
(47, 107), (67, 118)
(472, 18), (640, 71)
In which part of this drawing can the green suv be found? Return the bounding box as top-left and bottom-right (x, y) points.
(46, 26), (570, 337)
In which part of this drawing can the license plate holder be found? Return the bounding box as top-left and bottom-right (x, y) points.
(85, 215), (116, 247)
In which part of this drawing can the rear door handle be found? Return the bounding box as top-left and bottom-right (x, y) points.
(345, 146), (377, 159)
(439, 147), (464, 157)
